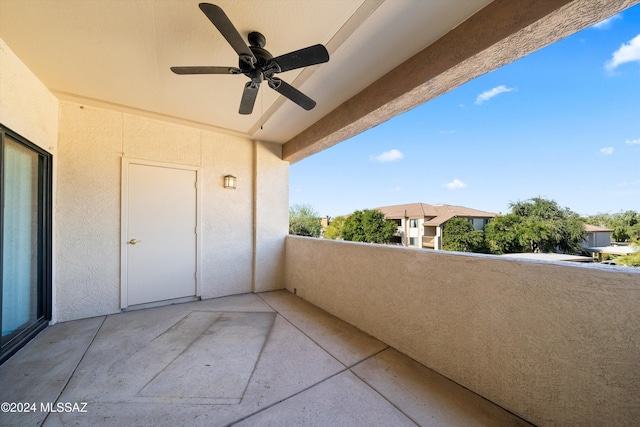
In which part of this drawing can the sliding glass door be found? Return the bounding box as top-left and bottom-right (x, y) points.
(1, 125), (52, 364)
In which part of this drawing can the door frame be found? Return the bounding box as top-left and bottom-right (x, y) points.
(120, 157), (201, 309)
(0, 124), (52, 365)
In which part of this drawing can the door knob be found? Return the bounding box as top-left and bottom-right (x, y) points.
(128, 239), (141, 245)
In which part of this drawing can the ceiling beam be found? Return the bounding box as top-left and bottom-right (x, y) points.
(282, 0), (638, 163)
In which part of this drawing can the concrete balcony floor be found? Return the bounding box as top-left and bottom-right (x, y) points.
(1, 291), (533, 426)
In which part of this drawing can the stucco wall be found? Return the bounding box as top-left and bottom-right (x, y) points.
(56, 104), (121, 322)
(201, 132), (254, 299)
(594, 232), (611, 247)
(285, 236), (640, 426)
(0, 38), (58, 151)
(56, 101), (287, 321)
(253, 141), (288, 292)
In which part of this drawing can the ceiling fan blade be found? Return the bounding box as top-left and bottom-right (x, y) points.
(199, 3), (256, 64)
(171, 66), (241, 75)
(271, 44), (329, 73)
(239, 82), (259, 115)
(268, 77), (316, 110)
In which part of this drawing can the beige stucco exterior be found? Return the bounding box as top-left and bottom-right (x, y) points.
(1, 38), (289, 323)
(55, 102), (288, 322)
(285, 236), (640, 426)
(254, 141), (289, 292)
(0, 39), (58, 152)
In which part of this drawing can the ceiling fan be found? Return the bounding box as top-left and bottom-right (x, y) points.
(171, 3), (330, 115)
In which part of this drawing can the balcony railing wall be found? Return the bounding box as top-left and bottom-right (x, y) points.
(284, 236), (640, 426)
(422, 235), (435, 248)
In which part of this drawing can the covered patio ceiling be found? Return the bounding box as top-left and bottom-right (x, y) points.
(0, 0), (635, 162)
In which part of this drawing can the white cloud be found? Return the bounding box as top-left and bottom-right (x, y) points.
(617, 180), (640, 188)
(605, 34), (640, 71)
(600, 147), (614, 155)
(593, 14), (622, 30)
(371, 149), (403, 163)
(475, 85), (515, 105)
(626, 139), (640, 145)
(439, 130), (455, 134)
(443, 178), (467, 190)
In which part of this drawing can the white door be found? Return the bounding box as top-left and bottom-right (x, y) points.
(123, 161), (198, 307)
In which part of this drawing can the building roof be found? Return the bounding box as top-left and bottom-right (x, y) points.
(501, 253), (593, 263)
(584, 224), (614, 232)
(584, 245), (638, 255)
(376, 203), (497, 226)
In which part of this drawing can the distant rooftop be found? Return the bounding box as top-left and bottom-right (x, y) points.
(584, 224), (614, 232)
(584, 245), (638, 255)
(501, 253), (593, 263)
(376, 202), (497, 226)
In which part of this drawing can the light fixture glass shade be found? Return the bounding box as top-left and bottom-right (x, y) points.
(224, 175), (236, 189)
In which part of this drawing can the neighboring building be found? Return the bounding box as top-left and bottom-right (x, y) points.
(320, 217), (330, 229)
(582, 224), (639, 261)
(583, 224), (613, 248)
(377, 203), (497, 250)
(319, 216), (330, 237)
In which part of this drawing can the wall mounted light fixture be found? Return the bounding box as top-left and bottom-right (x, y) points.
(224, 174), (237, 189)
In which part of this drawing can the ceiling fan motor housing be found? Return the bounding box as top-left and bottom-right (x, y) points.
(248, 31), (266, 48)
(240, 32), (277, 82)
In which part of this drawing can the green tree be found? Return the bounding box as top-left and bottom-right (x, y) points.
(485, 197), (586, 254)
(324, 216), (345, 240)
(510, 197), (563, 220)
(341, 209), (397, 244)
(289, 204), (321, 237)
(484, 214), (528, 254)
(442, 217), (486, 253)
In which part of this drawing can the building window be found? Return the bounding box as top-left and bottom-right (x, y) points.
(389, 236), (403, 245)
(1, 124), (52, 364)
(409, 237), (418, 246)
(410, 219), (419, 228)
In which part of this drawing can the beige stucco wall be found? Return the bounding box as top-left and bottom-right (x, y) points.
(56, 101), (287, 322)
(56, 103), (121, 322)
(201, 132), (254, 299)
(253, 141), (288, 292)
(285, 236), (640, 426)
(0, 38), (58, 151)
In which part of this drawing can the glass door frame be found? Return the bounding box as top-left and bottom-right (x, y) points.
(0, 124), (52, 365)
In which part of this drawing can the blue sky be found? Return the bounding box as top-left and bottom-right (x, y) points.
(290, 5), (640, 218)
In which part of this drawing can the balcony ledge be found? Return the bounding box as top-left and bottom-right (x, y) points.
(284, 235), (640, 426)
